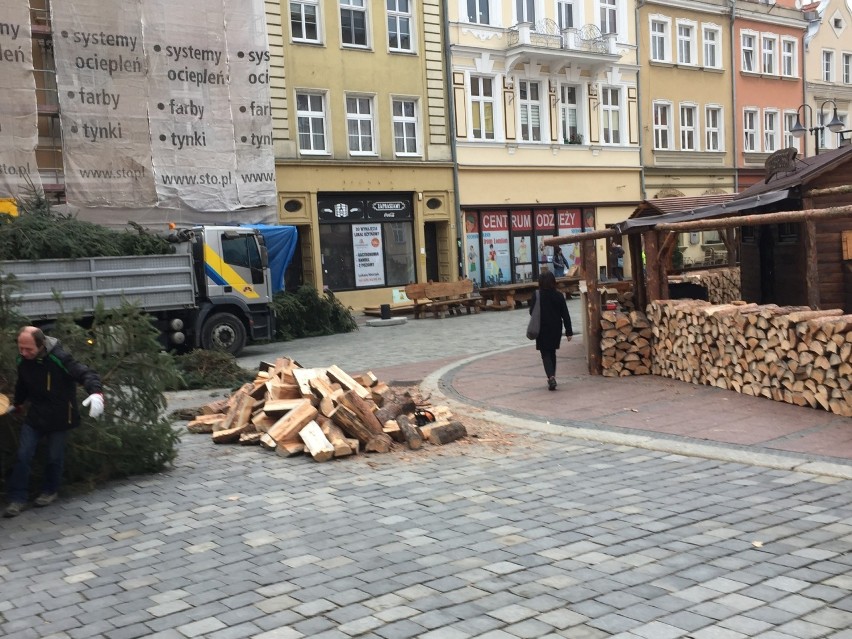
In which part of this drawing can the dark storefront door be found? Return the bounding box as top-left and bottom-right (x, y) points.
(424, 222), (439, 282)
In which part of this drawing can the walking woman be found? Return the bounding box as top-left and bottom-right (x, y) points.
(529, 271), (574, 391)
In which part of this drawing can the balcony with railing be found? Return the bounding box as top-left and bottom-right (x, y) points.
(506, 19), (619, 70)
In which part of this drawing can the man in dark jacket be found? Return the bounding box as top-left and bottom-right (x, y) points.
(529, 271), (573, 391)
(4, 326), (104, 518)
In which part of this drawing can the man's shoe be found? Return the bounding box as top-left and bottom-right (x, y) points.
(548, 377), (557, 391)
(35, 493), (57, 507)
(3, 502), (25, 518)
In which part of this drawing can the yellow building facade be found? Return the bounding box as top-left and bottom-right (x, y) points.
(447, 0), (642, 281)
(266, 0), (458, 310)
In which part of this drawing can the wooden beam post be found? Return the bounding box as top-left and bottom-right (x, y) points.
(581, 238), (602, 375)
(628, 233), (646, 310)
(804, 219), (820, 309)
(643, 230), (662, 302)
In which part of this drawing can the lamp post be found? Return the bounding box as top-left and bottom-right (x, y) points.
(791, 99), (845, 155)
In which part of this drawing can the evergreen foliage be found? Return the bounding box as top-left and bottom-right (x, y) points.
(0, 284), (181, 495)
(271, 285), (358, 341)
(169, 350), (255, 390)
(0, 192), (173, 260)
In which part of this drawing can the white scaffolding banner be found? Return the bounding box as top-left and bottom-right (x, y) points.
(49, 0), (276, 220)
(51, 0), (156, 207)
(0, 0), (43, 198)
(224, 0), (275, 208)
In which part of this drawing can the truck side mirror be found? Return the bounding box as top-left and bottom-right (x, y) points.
(260, 245), (268, 268)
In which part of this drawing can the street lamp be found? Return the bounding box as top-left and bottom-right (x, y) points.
(791, 99), (845, 155)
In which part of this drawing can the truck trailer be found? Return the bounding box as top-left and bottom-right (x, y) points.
(0, 225), (283, 356)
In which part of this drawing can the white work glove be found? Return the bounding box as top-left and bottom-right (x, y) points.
(82, 393), (105, 419)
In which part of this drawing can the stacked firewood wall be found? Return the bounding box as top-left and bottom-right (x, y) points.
(600, 310), (653, 377)
(671, 267), (740, 304)
(648, 300), (852, 417)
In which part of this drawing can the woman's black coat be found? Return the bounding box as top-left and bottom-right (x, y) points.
(529, 288), (573, 351)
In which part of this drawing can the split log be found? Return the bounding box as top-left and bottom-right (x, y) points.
(327, 365), (371, 399)
(263, 399), (308, 414)
(396, 414), (423, 450)
(239, 432), (262, 445)
(276, 442), (305, 457)
(332, 404), (392, 453)
(425, 421), (467, 445)
(374, 393), (416, 425)
(260, 400), (318, 449)
(299, 420), (335, 462)
(213, 422), (256, 444)
(200, 398), (229, 415)
(320, 420), (354, 457)
(338, 391), (384, 435)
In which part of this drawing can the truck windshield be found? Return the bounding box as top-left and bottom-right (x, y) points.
(222, 234), (262, 270)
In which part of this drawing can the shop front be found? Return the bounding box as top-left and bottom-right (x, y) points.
(463, 206), (595, 285)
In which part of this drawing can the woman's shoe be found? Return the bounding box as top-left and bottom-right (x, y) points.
(548, 377), (557, 391)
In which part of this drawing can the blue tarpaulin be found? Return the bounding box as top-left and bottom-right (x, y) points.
(242, 224), (298, 293)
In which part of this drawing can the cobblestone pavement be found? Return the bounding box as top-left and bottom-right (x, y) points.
(3, 305), (852, 639)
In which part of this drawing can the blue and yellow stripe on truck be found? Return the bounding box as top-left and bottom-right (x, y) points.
(203, 244), (260, 299)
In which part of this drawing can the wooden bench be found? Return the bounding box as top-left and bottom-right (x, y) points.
(404, 280), (482, 319)
(479, 275), (581, 310)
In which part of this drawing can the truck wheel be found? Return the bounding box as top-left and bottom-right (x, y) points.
(201, 313), (247, 356)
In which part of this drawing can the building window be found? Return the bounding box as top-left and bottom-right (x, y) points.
(601, 87), (620, 144)
(743, 109), (758, 152)
(762, 36), (776, 74)
(763, 110), (778, 152)
(705, 106), (722, 151)
(600, 0), (617, 35)
(516, 0), (536, 23)
(467, 0), (490, 24)
(291, 0), (320, 42)
(560, 85), (580, 143)
(340, 0), (368, 47)
(703, 26), (720, 68)
(471, 76), (495, 140)
(387, 0), (412, 51)
(784, 112), (800, 152)
(651, 19), (669, 62)
(653, 102), (671, 150)
(677, 22), (695, 65)
(346, 95), (375, 155)
(781, 39), (796, 77)
(680, 104), (697, 150)
(392, 98), (419, 155)
(742, 33), (755, 72)
(843, 52), (851, 84)
(296, 92), (327, 154)
(823, 50), (834, 82)
(519, 80), (541, 142)
(557, 0), (575, 29)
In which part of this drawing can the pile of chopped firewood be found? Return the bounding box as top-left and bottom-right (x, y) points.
(186, 358), (467, 461)
(600, 310), (652, 377)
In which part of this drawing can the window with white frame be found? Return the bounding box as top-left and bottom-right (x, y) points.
(600, 0), (617, 35)
(560, 85), (581, 143)
(467, 0), (490, 24)
(762, 35), (777, 74)
(705, 106), (722, 151)
(470, 76), (495, 140)
(680, 104), (697, 150)
(516, 0), (535, 23)
(823, 50), (835, 82)
(519, 80), (541, 142)
(346, 95), (374, 155)
(743, 109), (758, 152)
(387, 0), (412, 51)
(291, 0), (320, 42)
(742, 33), (755, 72)
(677, 21), (695, 65)
(557, 0), (575, 30)
(781, 38), (796, 77)
(783, 112), (800, 151)
(843, 52), (851, 84)
(392, 98), (418, 154)
(296, 92), (327, 153)
(601, 87), (621, 144)
(703, 26), (720, 69)
(340, 0), (368, 47)
(763, 110), (778, 152)
(653, 102), (671, 149)
(650, 18), (670, 62)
